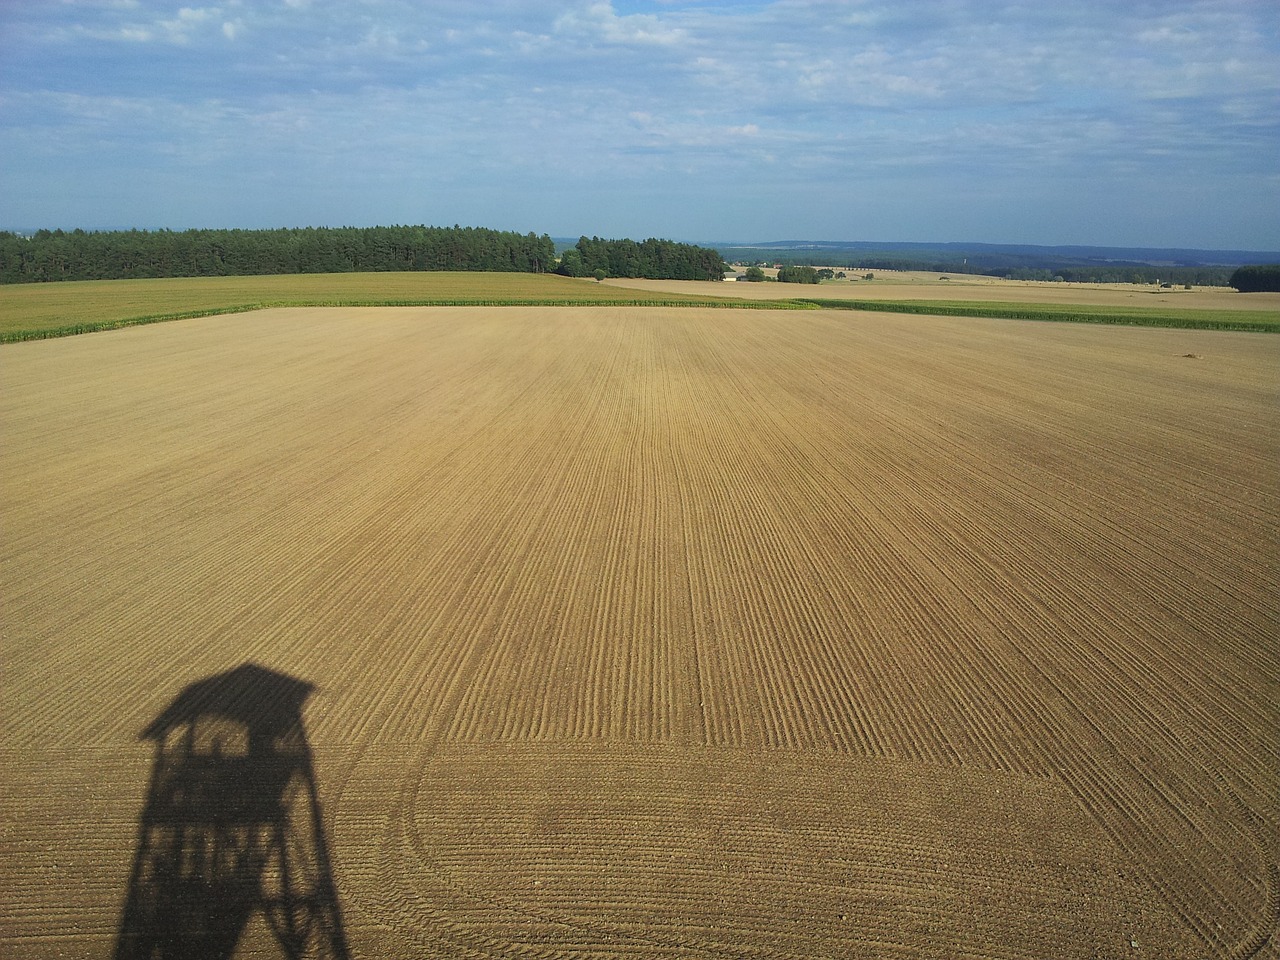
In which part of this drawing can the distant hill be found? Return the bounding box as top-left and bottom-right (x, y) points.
(708, 240), (1280, 285)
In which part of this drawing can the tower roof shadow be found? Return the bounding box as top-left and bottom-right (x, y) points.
(142, 663), (315, 744)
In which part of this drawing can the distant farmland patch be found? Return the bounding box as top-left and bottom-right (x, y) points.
(802, 297), (1280, 332)
(0, 271), (783, 341)
(6, 271), (1277, 341)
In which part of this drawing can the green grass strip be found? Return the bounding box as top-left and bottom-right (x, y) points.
(794, 298), (1280, 332)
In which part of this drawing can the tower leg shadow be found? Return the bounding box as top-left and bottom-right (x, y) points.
(116, 663), (349, 960)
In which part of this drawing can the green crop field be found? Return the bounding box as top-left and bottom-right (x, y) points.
(0, 272), (769, 341)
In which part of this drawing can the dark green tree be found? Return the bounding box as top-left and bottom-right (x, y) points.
(1229, 264), (1280, 292)
(557, 248), (586, 277)
(777, 265), (819, 284)
(556, 236), (724, 281)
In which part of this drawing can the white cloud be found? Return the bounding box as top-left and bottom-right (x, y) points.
(158, 6), (218, 42)
(61, 3), (230, 45)
(554, 1), (689, 47)
(2, 0), (1277, 244)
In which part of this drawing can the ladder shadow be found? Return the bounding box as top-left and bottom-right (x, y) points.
(115, 663), (349, 960)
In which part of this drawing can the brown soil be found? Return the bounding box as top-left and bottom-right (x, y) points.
(2, 307), (1276, 958)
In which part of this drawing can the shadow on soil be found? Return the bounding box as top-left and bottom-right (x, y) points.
(115, 663), (350, 960)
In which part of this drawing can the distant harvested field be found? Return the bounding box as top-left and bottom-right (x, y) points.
(0, 271), (746, 341)
(2, 306), (1277, 959)
(609, 273), (1280, 312)
(804, 298), (1280, 331)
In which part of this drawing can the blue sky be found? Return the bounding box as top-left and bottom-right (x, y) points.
(2, 0), (1278, 248)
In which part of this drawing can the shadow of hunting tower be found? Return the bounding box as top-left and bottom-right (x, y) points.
(115, 663), (349, 960)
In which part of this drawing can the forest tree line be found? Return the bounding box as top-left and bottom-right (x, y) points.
(1228, 264), (1280, 292)
(0, 225), (557, 283)
(557, 236), (726, 281)
(0, 226), (726, 284)
(858, 260), (1231, 286)
(1000, 265), (1234, 285)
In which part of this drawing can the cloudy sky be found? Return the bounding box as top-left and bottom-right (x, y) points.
(2, 0), (1278, 248)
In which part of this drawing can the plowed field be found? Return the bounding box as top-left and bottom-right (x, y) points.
(2, 306), (1277, 959)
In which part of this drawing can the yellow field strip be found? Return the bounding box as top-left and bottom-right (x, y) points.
(0, 272), (805, 341)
